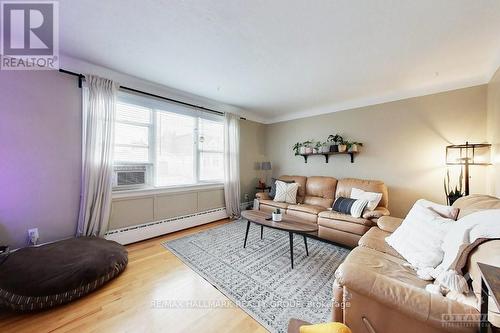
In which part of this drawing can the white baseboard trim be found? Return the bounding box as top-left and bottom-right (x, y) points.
(105, 207), (228, 245)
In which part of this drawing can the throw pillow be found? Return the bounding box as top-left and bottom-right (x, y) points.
(273, 180), (299, 204)
(332, 197), (369, 218)
(415, 199), (460, 220)
(269, 178), (295, 199)
(385, 203), (455, 270)
(350, 188), (382, 211)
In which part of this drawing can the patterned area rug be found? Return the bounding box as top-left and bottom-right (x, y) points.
(163, 219), (350, 333)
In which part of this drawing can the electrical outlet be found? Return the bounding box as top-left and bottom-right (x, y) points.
(28, 228), (39, 246)
(244, 193), (249, 201)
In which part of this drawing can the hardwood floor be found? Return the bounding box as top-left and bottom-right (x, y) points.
(0, 220), (268, 333)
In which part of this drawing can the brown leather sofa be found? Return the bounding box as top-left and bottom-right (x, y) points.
(255, 175), (389, 247)
(332, 194), (500, 333)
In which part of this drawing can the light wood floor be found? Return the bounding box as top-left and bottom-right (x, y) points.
(0, 220), (268, 333)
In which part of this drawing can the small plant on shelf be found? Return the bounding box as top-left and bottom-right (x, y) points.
(292, 142), (303, 155)
(303, 140), (313, 154)
(314, 141), (323, 153)
(327, 134), (343, 152)
(347, 141), (363, 152)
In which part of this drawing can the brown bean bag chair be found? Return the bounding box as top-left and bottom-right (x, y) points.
(0, 237), (128, 311)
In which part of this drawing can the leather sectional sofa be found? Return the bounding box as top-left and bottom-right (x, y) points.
(255, 175), (389, 247)
(333, 194), (500, 333)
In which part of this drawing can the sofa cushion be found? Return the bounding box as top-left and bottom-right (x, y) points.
(358, 227), (403, 259)
(259, 199), (289, 209)
(318, 217), (371, 235)
(338, 246), (428, 289)
(452, 194), (500, 219)
(336, 178), (388, 209)
(303, 176), (337, 207)
(318, 210), (373, 226)
(287, 204), (326, 215)
(280, 175), (307, 203)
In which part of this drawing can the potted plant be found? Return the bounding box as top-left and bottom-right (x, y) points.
(338, 139), (347, 153)
(314, 141), (323, 154)
(327, 134), (343, 152)
(320, 141), (330, 153)
(303, 140), (313, 154)
(347, 141), (363, 152)
(292, 142), (303, 156)
(444, 168), (464, 205)
(272, 208), (283, 222)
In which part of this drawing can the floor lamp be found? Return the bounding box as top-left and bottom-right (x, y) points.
(446, 142), (491, 196)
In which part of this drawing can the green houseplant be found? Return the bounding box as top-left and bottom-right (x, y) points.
(303, 140), (313, 154)
(292, 142), (303, 155)
(347, 141), (363, 152)
(327, 134), (343, 152)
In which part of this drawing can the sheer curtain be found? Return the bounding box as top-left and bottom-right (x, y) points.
(223, 113), (241, 219)
(77, 75), (118, 237)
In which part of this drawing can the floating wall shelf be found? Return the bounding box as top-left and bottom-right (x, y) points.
(298, 151), (357, 163)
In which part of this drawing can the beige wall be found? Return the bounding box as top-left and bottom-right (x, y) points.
(239, 119), (267, 203)
(265, 86), (488, 218)
(109, 187), (225, 230)
(487, 67), (500, 196)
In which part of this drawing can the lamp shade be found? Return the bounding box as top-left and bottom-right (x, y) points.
(446, 142), (491, 165)
(261, 161), (272, 170)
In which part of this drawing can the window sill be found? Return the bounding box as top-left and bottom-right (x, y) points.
(112, 182), (224, 199)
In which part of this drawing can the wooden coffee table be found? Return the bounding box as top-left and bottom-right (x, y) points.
(241, 210), (319, 269)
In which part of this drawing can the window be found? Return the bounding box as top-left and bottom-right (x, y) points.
(113, 92), (224, 189)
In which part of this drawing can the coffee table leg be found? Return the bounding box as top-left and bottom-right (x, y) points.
(260, 225), (263, 239)
(303, 235), (309, 256)
(243, 220), (251, 248)
(289, 232), (294, 269)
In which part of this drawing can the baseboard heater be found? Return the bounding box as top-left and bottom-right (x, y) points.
(105, 207), (228, 245)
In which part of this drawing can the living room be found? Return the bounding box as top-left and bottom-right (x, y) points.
(1, 1), (500, 333)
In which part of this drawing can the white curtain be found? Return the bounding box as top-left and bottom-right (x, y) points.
(77, 75), (118, 237)
(224, 113), (241, 219)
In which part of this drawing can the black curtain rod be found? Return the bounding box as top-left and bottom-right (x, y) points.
(58, 68), (245, 119)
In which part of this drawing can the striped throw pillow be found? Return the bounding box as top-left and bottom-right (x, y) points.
(333, 197), (369, 218)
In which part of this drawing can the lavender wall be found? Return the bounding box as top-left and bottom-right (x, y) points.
(0, 71), (82, 248)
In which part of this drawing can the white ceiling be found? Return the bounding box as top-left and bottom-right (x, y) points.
(59, 0), (500, 123)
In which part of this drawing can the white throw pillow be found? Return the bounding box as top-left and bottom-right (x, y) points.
(273, 180), (299, 204)
(433, 209), (500, 276)
(350, 188), (383, 211)
(416, 199), (459, 220)
(385, 204), (455, 270)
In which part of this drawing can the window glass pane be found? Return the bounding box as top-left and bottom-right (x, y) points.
(116, 102), (151, 124)
(114, 146), (149, 163)
(199, 118), (223, 152)
(115, 123), (149, 147)
(199, 152), (224, 181)
(155, 111), (195, 186)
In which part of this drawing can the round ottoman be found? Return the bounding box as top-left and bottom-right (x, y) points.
(0, 237), (128, 311)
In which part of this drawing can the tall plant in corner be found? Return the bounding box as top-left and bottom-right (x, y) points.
(444, 168), (464, 205)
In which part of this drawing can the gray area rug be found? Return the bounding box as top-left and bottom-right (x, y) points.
(163, 219), (350, 333)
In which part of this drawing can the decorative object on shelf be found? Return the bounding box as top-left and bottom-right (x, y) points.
(444, 168), (464, 205)
(272, 208), (283, 222)
(328, 134), (343, 152)
(314, 141), (322, 154)
(347, 141), (363, 152)
(320, 141), (330, 153)
(445, 142), (491, 196)
(292, 142), (303, 156)
(338, 143), (347, 153)
(303, 140), (313, 154)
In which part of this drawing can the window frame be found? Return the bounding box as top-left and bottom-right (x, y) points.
(113, 92), (225, 191)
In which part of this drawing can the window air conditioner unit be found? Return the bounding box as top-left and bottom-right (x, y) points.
(113, 165), (148, 188)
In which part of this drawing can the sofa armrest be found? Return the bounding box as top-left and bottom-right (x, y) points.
(362, 207), (390, 220)
(334, 262), (478, 330)
(376, 216), (403, 233)
(255, 192), (270, 200)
